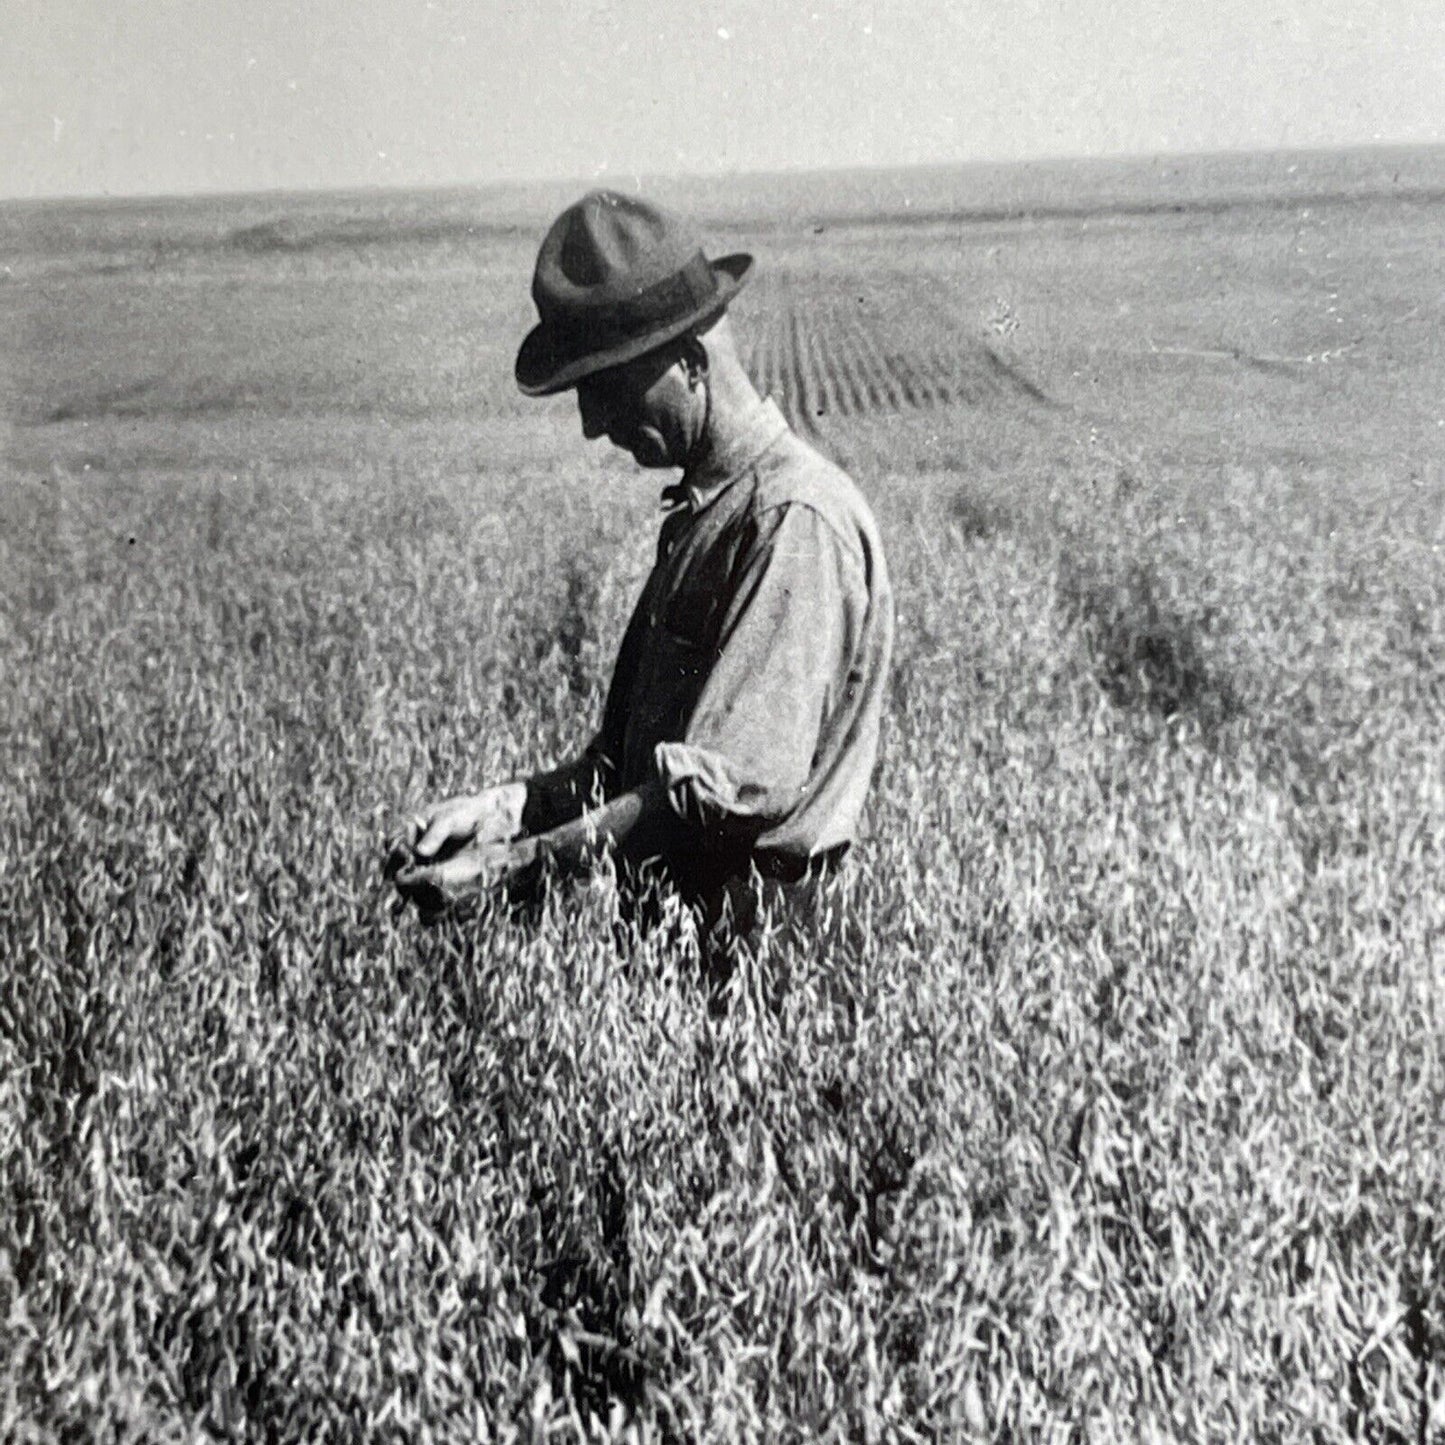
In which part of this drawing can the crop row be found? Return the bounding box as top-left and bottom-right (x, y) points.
(743, 300), (1051, 433)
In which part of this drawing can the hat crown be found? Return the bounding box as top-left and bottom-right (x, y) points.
(515, 189), (753, 395)
(534, 191), (703, 320)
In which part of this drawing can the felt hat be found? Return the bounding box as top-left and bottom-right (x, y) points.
(515, 190), (753, 396)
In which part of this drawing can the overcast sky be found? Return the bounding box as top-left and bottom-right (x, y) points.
(4, 0), (1442, 199)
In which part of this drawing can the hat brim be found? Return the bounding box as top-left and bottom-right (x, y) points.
(514, 253), (754, 397)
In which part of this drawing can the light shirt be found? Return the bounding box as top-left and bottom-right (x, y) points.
(531, 397), (894, 880)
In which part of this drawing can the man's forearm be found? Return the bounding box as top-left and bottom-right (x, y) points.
(532, 779), (671, 875)
(395, 779), (666, 916)
(520, 752), (616, 835)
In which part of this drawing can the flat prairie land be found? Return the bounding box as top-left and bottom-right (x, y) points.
(2, 147), (1444, 1440)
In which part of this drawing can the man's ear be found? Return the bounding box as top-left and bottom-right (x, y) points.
(682, 335), (709, 386)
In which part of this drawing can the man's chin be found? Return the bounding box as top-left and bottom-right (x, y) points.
(615, 436), (670, 468)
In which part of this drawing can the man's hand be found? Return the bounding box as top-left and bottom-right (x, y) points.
(390, 836), (540, 922)
(411, 782), (528, 861)
(385, 782), (530, 920)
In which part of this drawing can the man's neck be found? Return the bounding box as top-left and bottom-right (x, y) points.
(680, 386), (776, 496)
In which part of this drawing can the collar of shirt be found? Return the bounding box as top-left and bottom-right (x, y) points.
(660, 397), (789, 515)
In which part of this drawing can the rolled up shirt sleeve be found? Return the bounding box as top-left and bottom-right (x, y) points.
(653, 503), (859, 844)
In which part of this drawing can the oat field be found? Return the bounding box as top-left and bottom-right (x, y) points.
(2, 148), (1444, 1440)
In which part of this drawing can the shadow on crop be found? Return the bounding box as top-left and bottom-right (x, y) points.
(948, 483), (1011, 541)
(1058, 555), (1240, 732)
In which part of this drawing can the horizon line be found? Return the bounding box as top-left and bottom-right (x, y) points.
(4, 138), (1442, 210)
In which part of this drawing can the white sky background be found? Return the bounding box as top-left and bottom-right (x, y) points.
(4, 0), (1442, 199)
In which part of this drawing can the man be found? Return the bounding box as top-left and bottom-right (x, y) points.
(391, 190), (893, 970)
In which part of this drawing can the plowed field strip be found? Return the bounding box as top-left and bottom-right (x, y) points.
(982, 344), (1059, 406)
(921, 346), (988, 405)
(785, 309), (817, 436)
(828, 307), (869, 416)
(827, 310), (850, 420)
(798, 308), (823, 421)
(808, 310), (840, 422)
(771, 313), (788, 403)
(747, 303), (1055, 423)
(853, 324), (886, 411)
(765, 314), (783, 402)
(890, 347), (940, 407)
(800, 311), (823, 435)
(841, 306), (904, 411)
(779, 308), (799, 429)
(818, 313), (847, 418)
(827, 305), (869, 411)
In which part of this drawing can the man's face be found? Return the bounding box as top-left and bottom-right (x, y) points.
(575, 345), (698, 469)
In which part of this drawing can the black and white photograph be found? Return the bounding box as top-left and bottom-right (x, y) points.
(2, 1), (1442, 1437)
